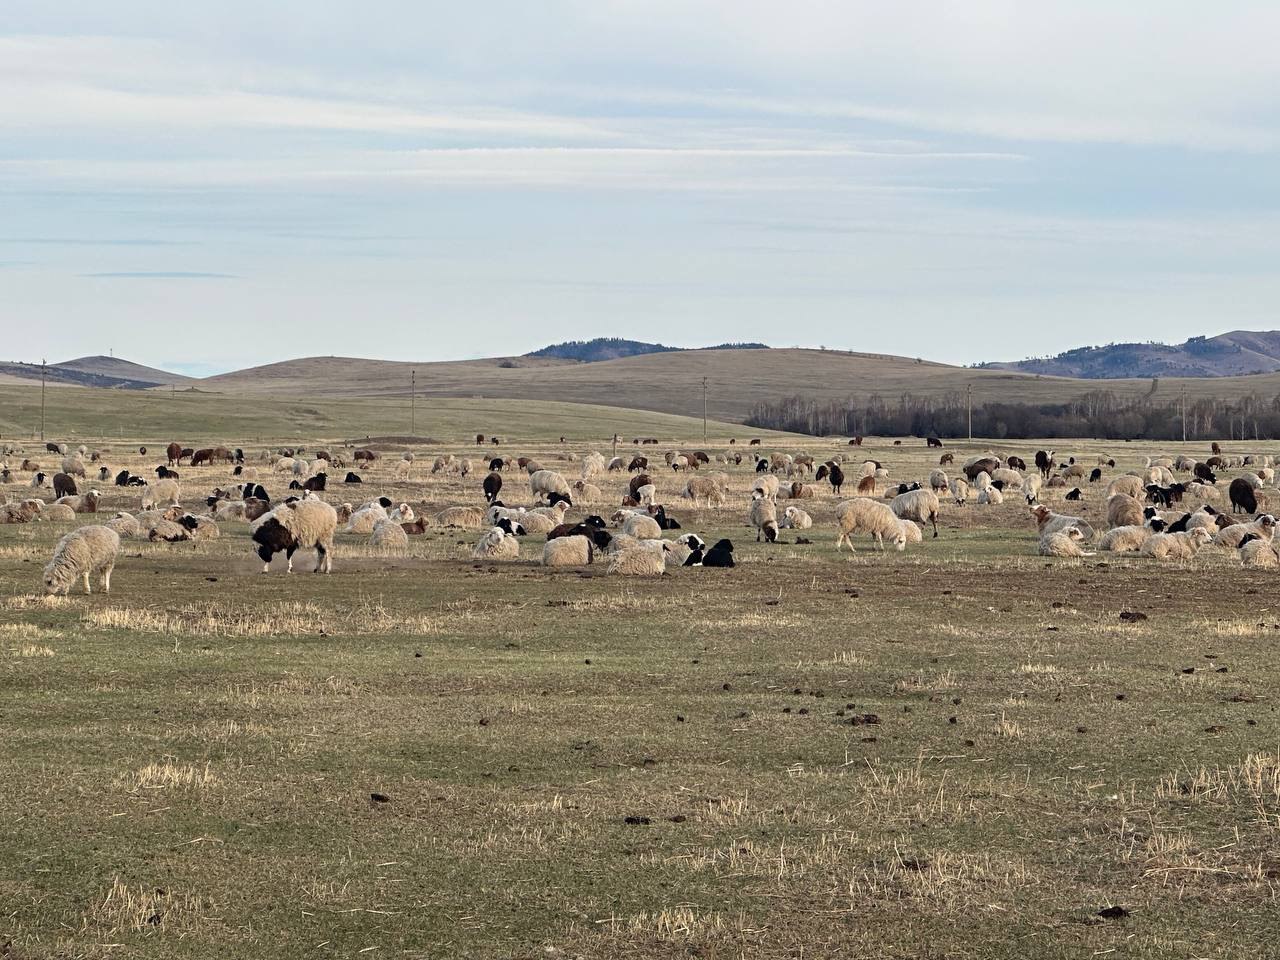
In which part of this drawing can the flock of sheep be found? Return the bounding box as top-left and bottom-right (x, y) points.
(4, 437), (1279, 596)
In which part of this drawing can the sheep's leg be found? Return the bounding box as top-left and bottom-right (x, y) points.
(930, 511), (939, 538)
(82, 571), (92, 594)
(101, 563), (113, 594)
(285, 546), (296, 573)
(874, 532), (884, 551)
(262, 559), (271, 574)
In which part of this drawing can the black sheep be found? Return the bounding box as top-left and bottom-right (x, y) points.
(252, 517), (297, 570)
(52, 473), (77, 498)
(755, 459), (769, 473)
(1089, 468), (1102, 483)
(702, 538), (735, 567)
(548, 491), (573, 508)
(303, 473), (327, 492)
(1065, 488), (1083, 501)
(1193, 463), (1217, 484)
(483, 472), (503, 504)
(1229, 478), (1258, 514)
(488, 457), (504, 471)
(114, 470), (133, 486)
(828, 464), (844, 495)
(344, 472), (363, 484)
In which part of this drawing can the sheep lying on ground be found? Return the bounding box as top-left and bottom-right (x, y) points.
(1106, 494), (1143, 529)
(622, 513), (662, 540)
(345, 503), (387, 534)
(1142, 528), (1212, 560)
(977, 486), (1003, 505)
(1031, 505), (1094, 541)
(607, 545), (669, 576)
(41, 503), (76, 522)
(435, 505), (487, 530)
(2, 499), (42, 523)
(835, 498), (907, 551)
(473, 526), (520, 560)
(542, 534), (594, 567)
(780, 505), (812, 529)
(370, 518), (409, 551)
(252, 499), (338, 573)
(56, 490), (100, 514)
(1213, 514), (1277, 549)
(1038, 526), (1092, 557)
(1239, 537), (1280, 567)
(43, 524), (120, 595)
(105, 512), (141, 538)
(1100, 522), (1164, 552)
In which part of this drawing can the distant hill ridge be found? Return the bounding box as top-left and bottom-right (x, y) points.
(0, 355), (194, 390)
(525, 337), (769, 362)
(982, 330), (1280, 378)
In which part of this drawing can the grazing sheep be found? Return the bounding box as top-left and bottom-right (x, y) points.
(990, 468), (1023, 490)
(1229, 478), (1259, 514)
(1038, 526), (1092, 558)
(683, 476), (727, 507)
(43, 524), (120, 595)
(542, 534), (594, 567)
(1142, 528), (1212, 560)
(751, 474), (780, 502)
(928, 469), (949, 492)
(964, 455), (1001, 481)
(977, 486), (1003, 505)
(1023, 475), (1043, 504)
(529, 469), (571, 504)
(473, 526), (521, 560)
(252, 498), (338, 573)
(393, 459), (412, 479)
(370, 518), (409, 551)
(52, 472), (78, 499)
(1184, 481), (1221, 502)
(1106, 494), (1144, 529)
(750, 491), (779, 543)
(835, 498), (907, 551)
(896, 518), (923, 545)
(890, 488), (939, 537)
(607, 546), (668, 576)
(1031, 505), (1094, 541)
(780, 505), (812, 529)
(483, 472), (503, 503)
(948, 478), (970, 505)
(141, 478), (180, 510)
(435, 505), (487, 530)
(104, 512), (141, 538)
(1213, 514), (1277, 549)
(1105, 475), (1145, 501)
(60, 457), (87, 478)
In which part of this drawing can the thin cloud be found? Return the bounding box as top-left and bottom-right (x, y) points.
(81, 271), (238, 279)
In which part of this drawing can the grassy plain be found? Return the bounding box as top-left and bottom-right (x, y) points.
(2, 404), (1279, 958)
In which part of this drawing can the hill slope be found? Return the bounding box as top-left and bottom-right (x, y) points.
(200, 347), (1280, 424)
(55, 355), (195, 387)
(984, 330), (1280, 378)
(526, 338), (769, 362)
(0, 356), (193, 390)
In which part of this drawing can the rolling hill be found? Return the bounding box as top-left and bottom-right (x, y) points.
(526, 337), (769, 362)
(0, 355), (194, 390)
(984, 330), (1280, 378)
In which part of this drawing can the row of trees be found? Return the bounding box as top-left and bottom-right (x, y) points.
(745, 390), (1280, 441)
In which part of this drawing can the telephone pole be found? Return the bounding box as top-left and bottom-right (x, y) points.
(702, 376), (708, 442)
(410, 370), (416, 435)
(40, 359), (46, 441)
(1180, 392), (1187, 443)
(966, 383), (972, 443)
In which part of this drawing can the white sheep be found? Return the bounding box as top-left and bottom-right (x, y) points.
(948, 478), (971, 506)
(141, 478), (180, 511)
(104, 512), (141, 538)
(60, 456), (87, 478)
(255, 498), (338, 573)
(529, 469), (571, 504)
(750, 491), (779, 542)
(43, 524), (120, 595)
(473, 526), (520, 560)
(607, 546), (668, 576)
(891, 489), (939, 537)
(41, 503), (76, 522)
(1099, 524), (1153, 552)
(345, 503), (388, 534)
(1023, 475), (1043, 504)
(435, 506), (487, 529)
(835, 498), (907, 551)
(990, 468), (1023, 490)
(623, 514), (662, 540)
(1239, 538), (1280, 567)
(683, 476), (727, 507)
(370, 518), (409, 551)
(1142, 528), (1212, 560)
(1213, 515), (1277, 549)
(977, 486), (1003, 505)
(1038, 526), (1092, 557)
(1104, 475), (1145, 500)
(542, 535), (594, 567)
(751, 474), (780, 502)
(1106, 494), (1144, 529)
(780, 505), (812, 529)
(929, 469), (949, 492)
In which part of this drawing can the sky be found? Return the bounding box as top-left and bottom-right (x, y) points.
(4, 1), (1280, 376)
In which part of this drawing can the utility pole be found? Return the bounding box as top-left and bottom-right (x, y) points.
(40, 359), (46, 442)
(410, 370), (416, 435)
(702, 376), (708, 442)
(1181, 392), (1187, 443)
(966, 383), (972, 443)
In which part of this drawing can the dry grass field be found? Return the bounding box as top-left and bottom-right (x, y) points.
(2, 394), (1279, 958)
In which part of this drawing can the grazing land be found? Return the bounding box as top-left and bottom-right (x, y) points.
(2, 399), (1279, 958)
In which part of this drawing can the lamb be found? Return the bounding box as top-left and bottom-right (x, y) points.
(141, 478), (180, 510)
(835, 498), (907, 551)
(529, 470), (571, 504)
(1213, 514), (1277, 549)
(435, 505), (488, 530)
(370, 518), (409, 551)
(607, 545), (669, 576)
(345, 503), (388, 534)
(683, 476), (727, 507)
(56, 490), (100, 513)
(977, 486), (1003, 505)
(104, 512), (141, 538)
(473, 526), (521, 560)
(751, 474), (780, 502)
(393, 459), (412, 479)
(1239, 537), (1280, 568)
(542, 534), (594, 567)
(1106, 494), (1144, 529)
(1031, 505), (1094, 541)
(750, 491), (779, 543)
(2, 499), (44, 523)
(685, 538), (735, 567)
(43, 524), (120, 595)
(890, 488), (939, 537)
(572, 480), (605, 504)
(948, 478), (971, 506)
(1038, 526), (1092, 557)
(780, 505), (812, 529)
(929, 469), (949, 492)
(251, 498), (338, 573)
(1142, 528), (1212, 560)
(896, 518), (923, 545)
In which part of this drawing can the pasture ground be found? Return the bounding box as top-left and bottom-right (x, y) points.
(2, 423), (1279, 959)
